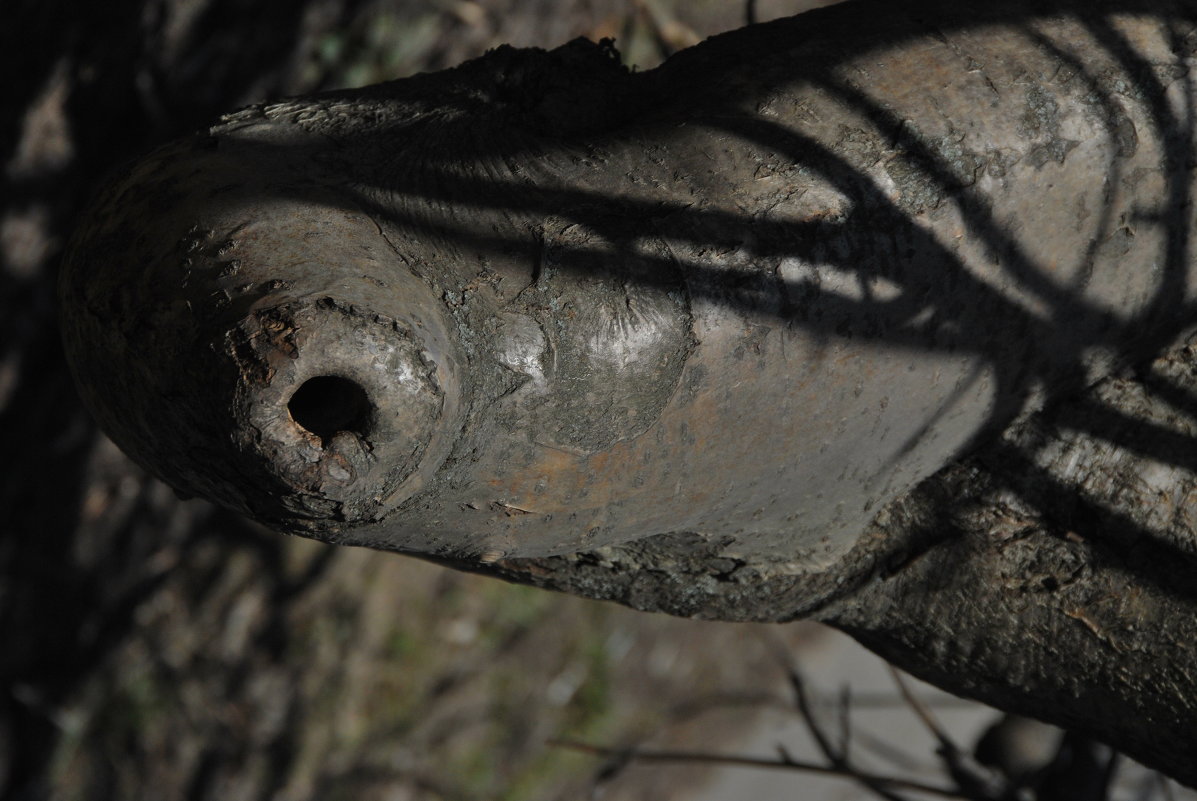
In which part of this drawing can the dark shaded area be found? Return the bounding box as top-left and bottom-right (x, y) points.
(288, 375), (374, 445)
(0, 1), (367, 796)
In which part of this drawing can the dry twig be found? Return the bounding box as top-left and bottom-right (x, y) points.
(550, 739), (971, 799)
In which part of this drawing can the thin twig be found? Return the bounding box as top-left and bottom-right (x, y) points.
(888, 666), (993, 800)
(789, 668), (839, 763)
(763, 630), (916, 801)
(1159, 771), (1177, 801)
(789, 667), (914, 801)
(1098, 750), (1120, 801)
(550, 739), (972, 799)
(888, 665), (955, 751)
(632, 0), (698, 61)
(838, 685), (853, 760)
(854, 727), (931, 773)
(845, 694), (981, 710)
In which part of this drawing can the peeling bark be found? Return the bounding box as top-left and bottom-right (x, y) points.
(59, 0), (1197, 786)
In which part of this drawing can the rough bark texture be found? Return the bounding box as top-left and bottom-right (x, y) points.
(823, 343), (1197, 787)
(54, 0), (1197, 789)
(7, 3), (845, 800)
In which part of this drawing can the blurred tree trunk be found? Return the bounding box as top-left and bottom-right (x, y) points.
(1, 2), (372, 796)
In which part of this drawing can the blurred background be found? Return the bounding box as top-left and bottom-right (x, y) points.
(1, 1), (1188, 799)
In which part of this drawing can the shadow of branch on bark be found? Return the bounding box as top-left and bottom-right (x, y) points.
(52, 0), (1197, 789)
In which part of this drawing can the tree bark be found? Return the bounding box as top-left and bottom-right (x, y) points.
(59, 0), (1197, 786)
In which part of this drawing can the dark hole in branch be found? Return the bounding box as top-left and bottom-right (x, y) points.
(288, 375), (372, 446)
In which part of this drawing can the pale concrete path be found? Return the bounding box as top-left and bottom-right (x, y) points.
(685, 627), (1194, 801)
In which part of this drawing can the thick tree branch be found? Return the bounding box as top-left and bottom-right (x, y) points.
(57, 0), (1197, 787)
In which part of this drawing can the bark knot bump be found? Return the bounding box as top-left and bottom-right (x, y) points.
(226, 297), (453, 530)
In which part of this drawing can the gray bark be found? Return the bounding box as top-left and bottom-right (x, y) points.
(59, 0), (1197, 786)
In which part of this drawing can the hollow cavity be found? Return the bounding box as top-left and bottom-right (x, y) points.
(288, 375), (372, 446)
